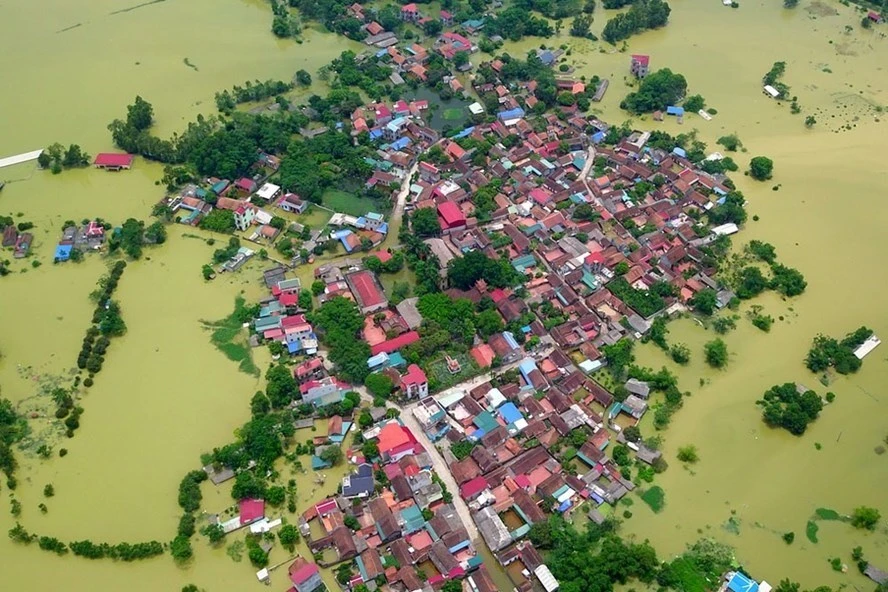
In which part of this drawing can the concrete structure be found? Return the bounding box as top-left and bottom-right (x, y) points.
(345, 269), (389, 314)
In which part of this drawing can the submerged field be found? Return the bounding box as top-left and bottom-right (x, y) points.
(1, 0), (887, 590)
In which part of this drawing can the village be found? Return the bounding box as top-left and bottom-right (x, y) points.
(88, 29), (785, 591)
(6, 4), (887, 592)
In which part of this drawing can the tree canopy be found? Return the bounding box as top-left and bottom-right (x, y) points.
(310, 297), (372, 383)
(447, 250), (521, 290)
(621, 68), (687, 114)
(602, 0), (671, 44)
(757, 382), (823, 435)
(805, 327), (872, 375)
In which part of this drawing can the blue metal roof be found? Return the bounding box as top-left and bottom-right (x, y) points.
(498, 107), (525, 121)
(54, 244), (73, 261)
(591, 131), (605, 143)
(666, 105), (684, 116)
(453, 126), (475, 139)
(672, 147), (687, 158)
(728, 573), (759, 592)
(498, 402), (523, 425)
(503, 331), (519, 349)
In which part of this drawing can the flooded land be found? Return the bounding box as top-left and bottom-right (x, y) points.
(1, 0), (886, 591)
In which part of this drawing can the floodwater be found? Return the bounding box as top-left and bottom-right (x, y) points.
(1, 0), (887, 590)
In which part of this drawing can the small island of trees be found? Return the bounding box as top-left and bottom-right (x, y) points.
(602, 0), (671, 44)
(756, 382), (825, 435)
(621, 68), (687, 114)
(37, 143), (91, 174)
(805, 326), (873, 375)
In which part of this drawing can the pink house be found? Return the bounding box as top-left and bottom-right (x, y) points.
(401, 2), (420, 21)
(238, 499), (265, 526)
(401, 364), (428, 399)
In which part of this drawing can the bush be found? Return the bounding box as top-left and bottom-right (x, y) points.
(677, 445), (699, 463)
(703, 339), (728, 368)
(851, 506), (880, 530)
(749, 156), (774, 181)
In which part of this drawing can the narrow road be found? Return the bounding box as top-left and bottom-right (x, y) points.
(350, 344), (555, 547)
(580, 145), (597, 196)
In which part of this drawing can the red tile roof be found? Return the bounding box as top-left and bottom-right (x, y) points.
(93, 153), (134, 167)
(348, 270), (386, 309)
(370, 330), (420, 355)
(239, 498), (265, 525)
(459, 476), (488, 499)
(289, 559), (319, 585)
(402, 363), (427, 387)
(437, 201), (466, 229)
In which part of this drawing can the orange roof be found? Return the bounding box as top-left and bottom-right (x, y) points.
(471, 344), (495, 368)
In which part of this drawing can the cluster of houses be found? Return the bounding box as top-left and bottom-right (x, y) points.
(53, 220), (106, 262)
(1, 223), (32, 259)
(298, 416), (517, 592)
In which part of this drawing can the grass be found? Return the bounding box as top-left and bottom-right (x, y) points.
(640, 486), (665, 513)
(442, 107), (464, 120)
(670, 556), (710, 592)
(806, 520), (819, 543)
(201, 297), (260, 377)
(426, 352), (480, 392)
(323, 188), (379, 217)
(815, 507), (844, 521)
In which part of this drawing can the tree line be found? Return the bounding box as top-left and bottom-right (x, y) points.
(37, 143), (90, 174)
(602, 0), (671, 44)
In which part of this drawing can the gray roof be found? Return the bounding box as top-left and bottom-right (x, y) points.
(473, 506), (512, 551)
(624, 378), (650, 398)
(396, 297), (423, 329)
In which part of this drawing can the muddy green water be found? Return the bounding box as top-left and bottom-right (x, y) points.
(1, 0), (887, 590)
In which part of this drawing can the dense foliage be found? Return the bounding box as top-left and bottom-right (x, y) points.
(757, 382), (823, 435)
(215, 79), (294, 113)
(310, 297), (371, 383)
(602, 0), (671, 44)
(805, 326), (872, 375)
(37, 142), (90, 174)
(447, 250), (521, 290)
(749, 156), (774, 181)
(532, 516), (661, 592)
(606, 278), (668, 317)
(621, 68), (687, 114)
(703, 338), (728, 368)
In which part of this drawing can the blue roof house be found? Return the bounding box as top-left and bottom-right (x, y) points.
(342, 463), (375, 498)
(666, 105), (684, 117)
(54, 244), (73, 262)
(727, 573), (759, 592)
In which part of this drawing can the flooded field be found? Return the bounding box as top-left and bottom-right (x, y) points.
(1, 0), (887, 590)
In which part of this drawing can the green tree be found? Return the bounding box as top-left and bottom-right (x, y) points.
(411, 207), (441, 237)
(851, 506), (880, 530)
(201, 523), (225, 545)
(689, 288), (718, 316)
(319, 445), (344, 466)
(127, 96), (154, 131)
(684, 94), (705, 112)
(361, 440), (379, 459)
(364, 373), (394, 399)
(603, 338), (635, 377)
(703, 339), (728, 368)
(278, 524), (300, 551)
(749, 156), (774, 181)
(170, 535), (193, 562)
(570, 14), (593, 37)
(621, 68), (688, 114)
(623, 425), (641, 443)
(295, 69), (312, 86)
(266, 364), (298, 408)
(669, 343), (691, 365)
(677, 445), (699, 463)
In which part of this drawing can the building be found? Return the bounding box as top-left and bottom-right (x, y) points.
(93, 153), (134, 171)
(301, 377), (346, 407)
(376, 422), (419, 462)
(233, 205), (255, 231)
(401, 2), (420, 21)
(401, 363), (429, 399)
(256, 182), (281, 201)
(278, 192), (309, 214)
(289, 558), (323, 592)
(437, 201), (467, 231)
(345, 269), (389, 314)
(342, 463), (375, 498)
(630, 54), (649, 79)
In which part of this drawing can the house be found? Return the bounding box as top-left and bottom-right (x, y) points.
(345, 269), (388, 314)
(401, 3), (420, 21)
(440, 9), (454, 25)
(376, 422), (418, 462)
(438, 201), (466, 231)
(289, 558), (323, 592)
(255, 182), (281, 201)
(342, 463), (375, 498)
(867, 10), (883, 23)
(234, 205), (255, 231)
(13, 233), (32, 258)
(630, 55), (650, 79)
(238, 498), (266, 527)
(2, 225), (18, 247)
(234, 177), (258, 194)
(93, 153), (134, 171)
(401, 364), (429, 399)
(301, 376), (346, 407)
(624, 378), (650, 399)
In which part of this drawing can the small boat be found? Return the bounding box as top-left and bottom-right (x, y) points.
(0, 182), (5, 191)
